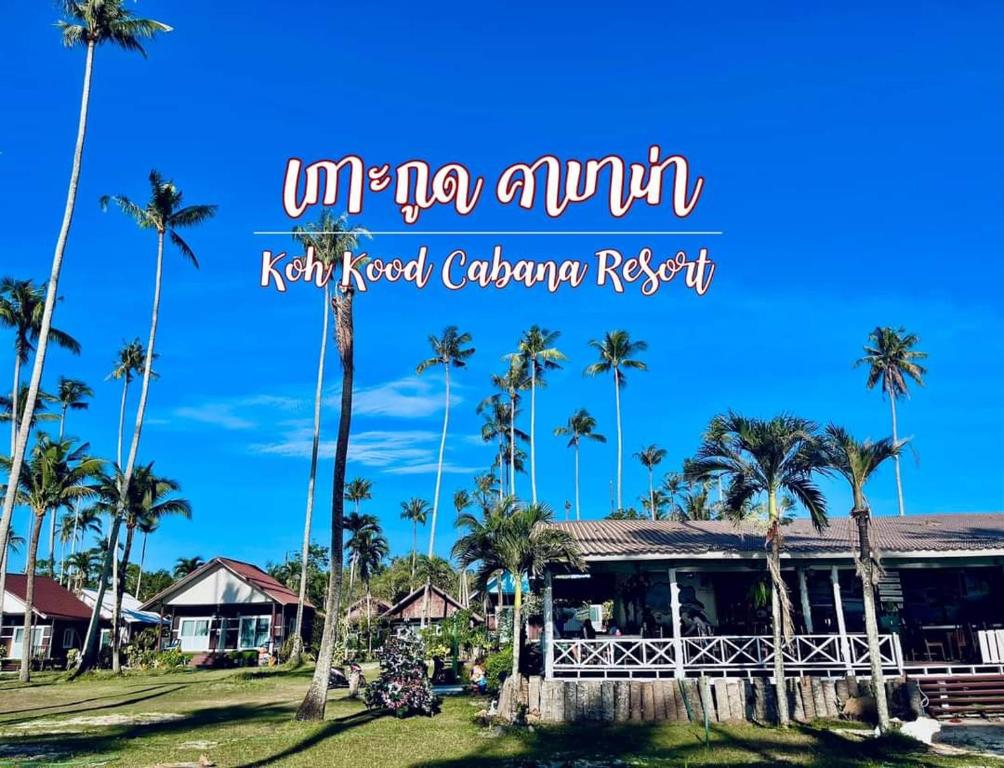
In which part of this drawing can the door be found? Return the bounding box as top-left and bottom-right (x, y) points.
(178, 618), (211, 652)
(9, 627), (45, 660)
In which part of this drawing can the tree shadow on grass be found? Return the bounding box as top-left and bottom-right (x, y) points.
(0, 682), (191, 718)
(232, 709), (385, 768)
(0, 683), (190, 725)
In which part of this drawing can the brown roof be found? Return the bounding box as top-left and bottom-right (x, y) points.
(3, 574), (93, 620)
(140, 557), (312, 609)
(380, 584), (482, 622)
(550, 513), (1004, 561)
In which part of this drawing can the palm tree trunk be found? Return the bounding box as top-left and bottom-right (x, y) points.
(9, 354), (20, 455)
(346, 554), (356, 613)
(574, 442), (581, 521)
(366, 584), (372, 655)
(48, 508), (58, 578)
(856, 508), (891, 732)
(887, 385), (905, 517)
(292, 284), (330, 664)
(411, 522), (417, 587)
(768, 491), (790, 726)
(509, 397), (516, 497)
(0, 41), (95, 639)
(296, 288), (353, 721)
(510, 578), (523, 677)
(648, 468), (656, 521)
(19, 512), (44, 683)
(529, 363), (537, 504)
(117, 378), (129, 468)
(112, 525), (136, 673)
(135, 531), (148, 600)
(497, 438), (505, 501)
(422, 365), (450, 626)
(614, 371), (623, 511)
(76, 228), (164, 676)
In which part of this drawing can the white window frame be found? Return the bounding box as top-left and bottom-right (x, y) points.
(177, 617), (212, 652)
(62, 628), (78, 649)
(9, 627), (46, 660)
(238, 616), (271, 650)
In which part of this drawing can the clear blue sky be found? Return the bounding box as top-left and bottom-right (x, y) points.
(3, 1), (1002, 574)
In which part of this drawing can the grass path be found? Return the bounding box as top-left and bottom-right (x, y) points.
(0, 667), (998, 767)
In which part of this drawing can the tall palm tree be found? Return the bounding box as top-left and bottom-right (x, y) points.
(493, 359), (531, 497)
(641, 488), (672, 520)
(855, 326), (927, 517)
(58, 504), (102, 586)
(49, 376), (93, 577)
(65, 550), (97, 592)
(512, 326), (566, 504)
(132, 514), (158, 600)
(344, 478), (373, 515)
(108, 339), (152, 467)
(0, 386), (59, 431)
(1, 436), (101, 681)
(76, 171), (216, 675)
(399, 498), (429, 588)
(90, 464), (190, 672)
(634, 444), (667, 521)
(0, 3), (169, 660)
(297, 234), (363, 721)
(453, 499), (583, 695)
(350, 527), (389, 654)
(343, 511), (379, 609)
(477, 393), (527, 497)
(584, 331), (647, 511)
(416, 327), (474, 625)
(288, 211), (368, 664)
(679, 481), (714, 521)
(821, 425), (905, 734)
(662, 472), (685, 521)
(554, 409), (606, 520)
(173, 555), (204, 578)
(685, 413), (828, 726)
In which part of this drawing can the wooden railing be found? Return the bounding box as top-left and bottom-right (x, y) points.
(550, 633), (902, 679)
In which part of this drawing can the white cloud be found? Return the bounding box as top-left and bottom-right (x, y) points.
(326, 376), (458, 418)
(173, 403), (256, 430)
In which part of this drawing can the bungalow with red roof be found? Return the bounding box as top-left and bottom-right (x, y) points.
(140, 557), (314, 655)
(381, 584), (481, 637)
(1, 574), (96, 670)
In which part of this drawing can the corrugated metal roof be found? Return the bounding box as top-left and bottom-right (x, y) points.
(549, 513), (1004, 560)
(3, 574), (93, 620)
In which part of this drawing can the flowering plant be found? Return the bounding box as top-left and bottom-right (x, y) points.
(363, 636), (440, 718)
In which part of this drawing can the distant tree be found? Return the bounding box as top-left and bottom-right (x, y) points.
(399, 498), (430, 588)
(554, 409), (606, 520)
(634, 444), (667, 521)
(173, 556), (205, 578)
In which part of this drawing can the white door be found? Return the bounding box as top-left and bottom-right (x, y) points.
(178, 618), (211, 652)
(9, 627), (45, 660)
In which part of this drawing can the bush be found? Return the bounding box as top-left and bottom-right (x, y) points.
(64, 647), (78, 670)
(483, 645), (512, 694)
(364, 636), (440, 718)
(153, 647), (188, 669)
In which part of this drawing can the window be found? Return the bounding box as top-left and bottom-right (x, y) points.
(238, 617), (270, 649)
(10, 627), (45, 660)
(62, 628), (78, 649)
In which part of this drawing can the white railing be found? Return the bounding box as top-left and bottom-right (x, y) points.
(551, 633), (901, 679)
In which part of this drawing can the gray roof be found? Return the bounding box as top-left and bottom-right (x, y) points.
(550, 513), (1004, 560)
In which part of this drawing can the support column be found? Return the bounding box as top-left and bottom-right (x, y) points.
(669, 568), (684, 678)
(831, 566), (853, 674)
(798, 569), (814, 634)
(543, 569), (554, 680)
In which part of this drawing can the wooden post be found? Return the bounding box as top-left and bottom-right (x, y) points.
(831, 566), (853, 675)
(543, 570), (554, 680)
(798, 569), (814, 633)
(669, 568), (684, 678)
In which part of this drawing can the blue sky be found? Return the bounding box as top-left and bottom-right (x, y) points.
(2, 1), (1002, 574)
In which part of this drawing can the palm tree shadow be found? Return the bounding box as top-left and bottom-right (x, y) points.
(0, 682), (182, 717)
(233, 709), (385, 768)
(1, 684), (188, 725)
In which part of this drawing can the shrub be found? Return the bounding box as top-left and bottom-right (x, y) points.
(64, 647), (78, 670)
(363, 636), (440, 718)
(153, 647), (188, 669)
(483, 645), (512, 693)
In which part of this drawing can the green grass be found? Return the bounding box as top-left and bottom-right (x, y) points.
(0, 667), (996, 767)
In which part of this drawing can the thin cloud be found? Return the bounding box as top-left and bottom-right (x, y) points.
(174, 403), (256, 430)
(326, 376), (460, 418)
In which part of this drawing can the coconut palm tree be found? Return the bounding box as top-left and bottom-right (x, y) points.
(512, 326), (566, 504)
(584, 331), (647, 511)
(1, 436), (101, 681)
(288, 212), (369, 665)
(173, 556), (204, 578)
(0, 3), (170, 659)
(108, 339), (152, 467)
(343, 511), (379, 608)
(553, 409), (606, 520)
(48, 376), (93, 577)
(75, 172), (216, 675)
(399, 498), (430, 588)
(821, 425), (905, 734)
(641, 488), (672, 520)
(0, 386), (60, 431)
(634, 444), (667, 521)
(65, 550), (97, 592)
(855, 327), (927, 517)
(679, 481), (714, 521)
(416, 327), (474, 625)
(453, 498), (583, 709)
(349, 527), (389, 654)
(59, 504), (102, 586)
(89, 464), (190, 672)
(492, 359), (531, 497)
(344, 478), (373, 515)
(661, 472), (685, 522)
(477, 394), (528, 497)
(297, 242), (363, 721)
(685, 412), (828, 726)
(132, 514), (158, 600)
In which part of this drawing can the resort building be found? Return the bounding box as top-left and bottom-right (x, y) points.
(381, 583), (479, 636)
(1, 575), (96, 670)
(78, 588), (166, 645)
(140, 557), (314, 654)
(540, 513), (1004, 681)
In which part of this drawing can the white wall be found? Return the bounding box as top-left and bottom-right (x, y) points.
(166, 565), (269, 606)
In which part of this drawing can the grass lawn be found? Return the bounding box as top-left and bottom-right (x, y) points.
(0, 667), (998, 767)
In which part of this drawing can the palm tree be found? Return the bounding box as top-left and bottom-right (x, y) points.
(0, 386), (60, 431)
(416, 327), (474, 625)
(49, 376), (93, 577)
(132, 514), (158, 600)
(493, 359), (531, 497)
(349, 527), (389, 654)
(685, 412), (828, 726)
(344, 478), (373, 515)
(641, 488), (671, 520)
(65, 550), (97, 592)
(0, 3), (169, 663)
(108, 339), (152, 467)
(399, 498), (430, 588)
(634, 444), (667, 521)
(821, 425), (905, 734)
(59, 505), (102, 586)
(554, 409), (606, 520)
(512, 326), (566, 504)
(343, 511), (379, 609)
(855, 327), (927, 517)
(679, 481), (714, 521)
(173, 556), (204, 578)
(90, 464), (190, 672)
(584, 331), (647, 511)
(453, 498), (583, 701)
(662, 472), (685, 522)
(1, 436), (101, 681)
(76, 171), (216, 675)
